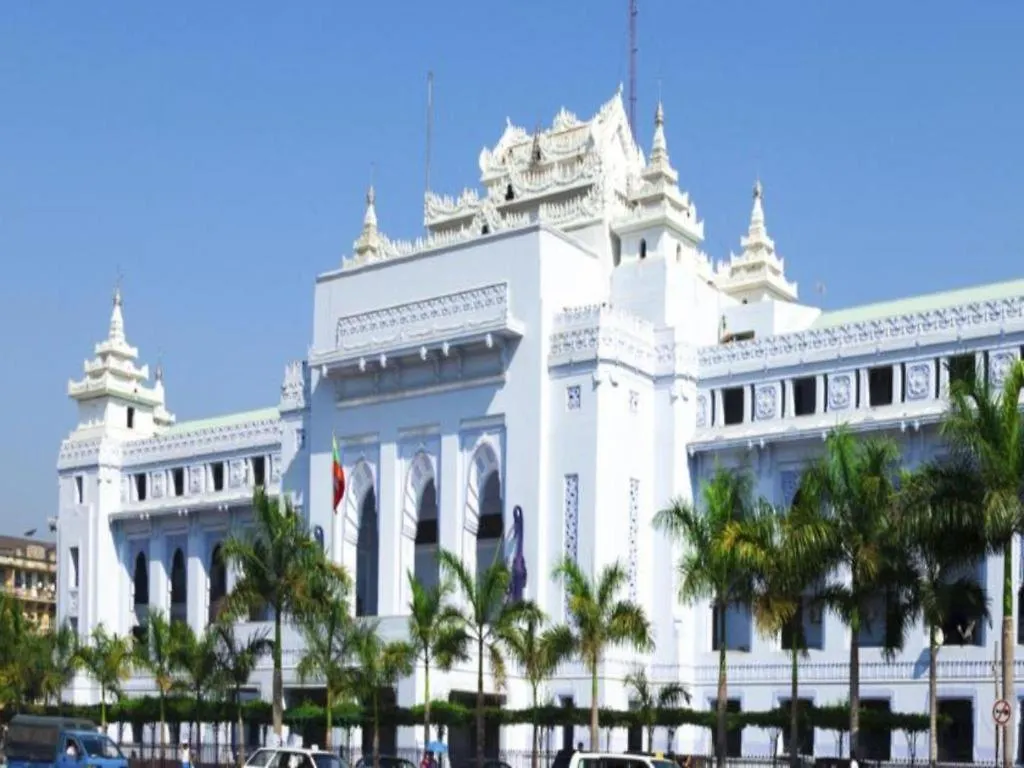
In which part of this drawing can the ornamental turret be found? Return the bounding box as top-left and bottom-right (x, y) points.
(714, 181), (798, 303)
(352, 186), (384, 263)
(67, 286), (175, 436)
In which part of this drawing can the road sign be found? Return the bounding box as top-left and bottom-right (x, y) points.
(993, 699), (1012, 726)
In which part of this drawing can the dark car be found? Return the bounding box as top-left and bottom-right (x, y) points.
(354, 757), (417, 768)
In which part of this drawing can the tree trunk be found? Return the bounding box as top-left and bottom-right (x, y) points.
(928, 625), (938, 768)
(849, 626), (860, 760)
(476, 635), (485, 768)
(789, 638), (799, 768)
(530, 685), (539, 768)
(236, 690), (244, 768)
(647, 726), (654, 753)
(1003, 544), (1015, 768)
(101, 685), (107, 728)
(160, 694), (167, 748)
(590, 656), (599, 750)
(424, 652), (432, 747)
(373, 695), (381, 768)
(272, 609), (284, 736)
(325, 686), (333, 750)
(716, 601), (728, 768)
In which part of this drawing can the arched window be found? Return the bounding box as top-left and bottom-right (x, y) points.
(170, 548), (187, 623)
(639, 239), (647, 260)
(505, 184), (515, 201)
(415, 479), (439, 590)
(676, 243), (682, 263)
(133, 552), (149, 607)
(476, 471), (504, 583)
(356, 489), (379, 617)
(209, 545), (227, 622)
(611, 234), (622, 267)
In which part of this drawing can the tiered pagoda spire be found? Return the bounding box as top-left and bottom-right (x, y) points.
(714, 181), (798, 303)
(67, 286), (175, 432)
(353, 185), (383, 262)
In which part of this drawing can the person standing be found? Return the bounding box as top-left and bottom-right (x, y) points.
(180, 742), (191, 768)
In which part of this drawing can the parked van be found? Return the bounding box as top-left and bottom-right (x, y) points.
(4, 715), (128, 768)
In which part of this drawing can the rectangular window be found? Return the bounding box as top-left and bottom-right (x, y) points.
(778, 698), (814, 756)
(860, 699), (893, 760)
(69, 547), (80, 589)
(211, 462), (225, 492)
(172, 468), (184, 496)
(947, 354), (976, 389)
(868, 366), (894, 407)
(74, 476), (84, 505)
(722, 387), (745, 425)
(792, 377), (816, 416)
(126, 406), (135, 429)
(134, 473), (147, 502)
(566, 384), (581, 411)
(709, 699), (743, 757)
(251, 457), (266, 487)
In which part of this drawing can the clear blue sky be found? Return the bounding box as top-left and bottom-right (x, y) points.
(1, 2), (1021, 536)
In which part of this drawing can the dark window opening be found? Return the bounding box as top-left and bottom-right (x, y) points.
(612, 234), (622, 267)
(947, 354), (976, 389)
(172, 468), (184, 497)
(252, 456), (266, 487)
(778, 698), (813, 756)
(722, 330), (755, 344)
(209, 544), (228, 622)
(211, 462), (224, 492)
(942, 601), (983, 647)
(741, 298), (748, 304)
(74, 476), (84, 505)
(868, 366), (894, 407)
(481, 225), (490, 235)
(132, 552), (149, 606)
(126, 407), (135, 429)
(559, 697), (575, 752)
(132, 625), (147, 645)
(134, 473), (147, 502)
(504, 184), (514, 201)
(937, 699), (973, 762)
(169, 548), (186, 624)
(639, 239), (647, 260)
(722, 387), (745, 425)
(860, 699), (892, 760)
(793, 377), (816, 416)
(709, 699), (742, 757)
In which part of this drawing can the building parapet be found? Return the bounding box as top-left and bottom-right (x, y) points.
(698, 292), (1024, 377)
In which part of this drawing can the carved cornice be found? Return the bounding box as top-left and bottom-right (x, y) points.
(699, 294), (1024, 376)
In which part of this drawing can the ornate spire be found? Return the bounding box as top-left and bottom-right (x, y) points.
(742, 179), (772, 256)
(641, 101), (677, 185)
(109, 284), (125, 343)
(354, 185), (381, 261)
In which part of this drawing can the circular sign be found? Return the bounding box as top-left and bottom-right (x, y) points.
(993, 699), (1012, 726)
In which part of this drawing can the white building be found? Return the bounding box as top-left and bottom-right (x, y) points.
(56, 88), (1021, 762)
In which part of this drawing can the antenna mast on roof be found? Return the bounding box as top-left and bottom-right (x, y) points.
(424, 70), (434, 232)
(628, 0), (638, 136)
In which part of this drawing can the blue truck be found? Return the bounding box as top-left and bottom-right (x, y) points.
(3, 715), (129, 768)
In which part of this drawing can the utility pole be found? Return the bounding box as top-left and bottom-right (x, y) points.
(994, 639), (1001, 764)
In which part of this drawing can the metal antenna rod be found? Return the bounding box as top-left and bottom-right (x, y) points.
(424, 71), (434, 218)
(628, 0), (638, 136)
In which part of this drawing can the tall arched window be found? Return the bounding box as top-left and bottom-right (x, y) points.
(356, 489), (379, 617)
(475, 471), (504, 583)
(133, 552), (149, 607)
(415, 479), (439, 591)
(170, 548), (187, 623)
(639, 239), (648, 260)
(209, 544), (227, 622)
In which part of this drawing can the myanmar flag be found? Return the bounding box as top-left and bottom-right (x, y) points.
(332, 435), (346, 512)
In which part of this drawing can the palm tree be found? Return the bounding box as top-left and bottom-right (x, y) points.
(350, 621), (415, 768)
(554, 557), (653, 752)
(941, 358), (1024, 768)
(505, 612), (575, 768)
(898, 461), (990, 767)
(223, 488), (324, 735)
(132, 610), (179, 746)
(438, 549), (539, 768)
(175, 624), (224, 754)
(214, 622), (272, 768)
(654, 467), (758, 767)
(724, 500), (829, 768)
(41, 623), (83, 712)
(622, 666), (689, 754)
(798, 428), (907, 760)
(297, 571), (357, 750)
(406, 572), (469, 745)
(80, 625), (134, 727)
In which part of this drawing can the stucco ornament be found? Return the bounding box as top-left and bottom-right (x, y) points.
(189, 466), (205, 494)
(989, 350), (1017, 390)
(755, 385), (778, 420)
(905, 362), (932, 401)
(828, 374), (852, 410)
(696, 394), (709, 428)
(150, 472), (165, 499)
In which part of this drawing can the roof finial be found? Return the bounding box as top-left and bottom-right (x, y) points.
(108, 276), (125, 343)
(354, 173), (382, 261)
(649, 100), (669, 167)
(750, 178), (766, 232)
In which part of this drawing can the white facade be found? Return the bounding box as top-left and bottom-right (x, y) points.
(56, 89), (1023, 761)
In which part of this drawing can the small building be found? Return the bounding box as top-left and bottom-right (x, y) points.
(0, 535), (57, 632)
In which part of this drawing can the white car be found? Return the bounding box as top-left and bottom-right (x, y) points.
(567, 752), (679, 768)
(245, 746), (349, 768)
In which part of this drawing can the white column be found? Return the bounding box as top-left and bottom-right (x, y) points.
(713, 390), (724, 426)
(148, 534), (168, 614)
(378, 441), (400, 616)
(187, 523), (205, 632)
(744, 385), (754, 423)
(858, 369), (870, 409)
(815, 374), (826, 414)
(939, 356), (951, 398)
(892, 363), (903, 404)
(783, 379), (795, 418)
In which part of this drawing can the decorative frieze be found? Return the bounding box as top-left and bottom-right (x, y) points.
(989, 348), (1019, 390)
(827, 372), (854, 411)
(754, 383), (780, 421)
(628, 479), (640, 602)
(228, 460), (246, 489)
(279, 361), (307, 412)
(563, 474), (579, 618)
(904, 361), (933, 401)
(189, 466), (205, 495)
(120, 415), (282, 467)
(695, 393), (709, 428)
(566, 385), (581, 411)
(150, 472), (165, 500)
(270, 453), (283, 484)
(698, 293), (1024, 373)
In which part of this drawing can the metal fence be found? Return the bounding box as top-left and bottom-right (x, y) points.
(113, 744), (1000, 768)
